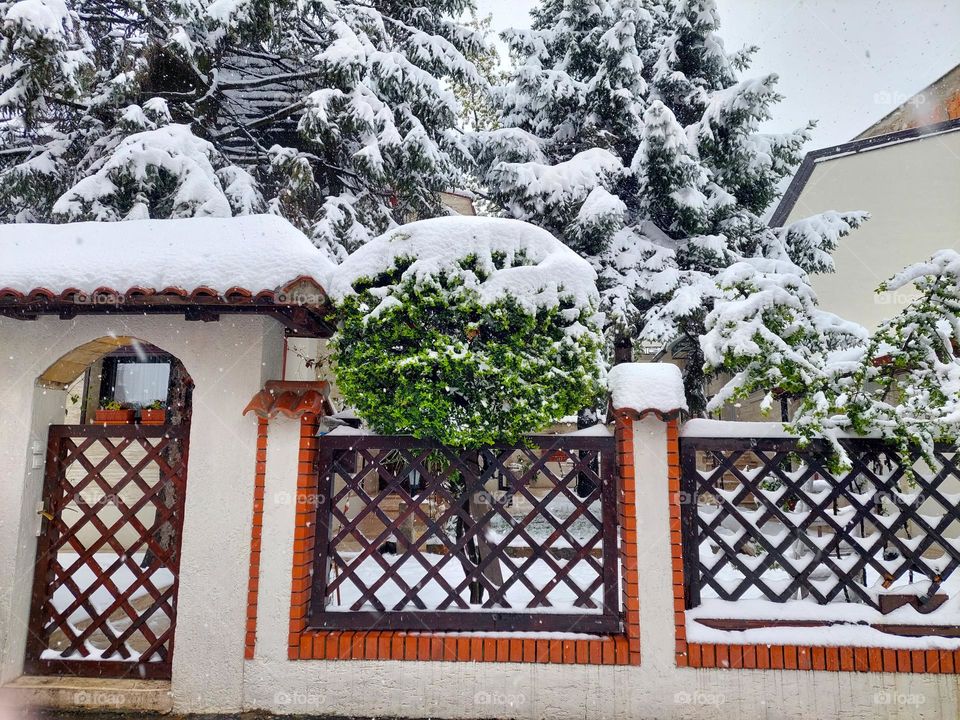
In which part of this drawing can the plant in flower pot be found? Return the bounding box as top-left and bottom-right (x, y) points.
(140, 400), (167, 426)
(94, 400), (135, 425)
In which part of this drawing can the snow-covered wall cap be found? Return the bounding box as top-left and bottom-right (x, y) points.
(327, 216), (600, 313)
(608, 362), (688, 416)
(0, 214), (335, 295)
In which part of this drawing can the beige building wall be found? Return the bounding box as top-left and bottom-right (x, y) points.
(782, 129), (960, 331)
(0, 313), (284, 709)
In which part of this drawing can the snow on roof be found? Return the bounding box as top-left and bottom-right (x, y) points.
(0, 214), (334, 296)
(608, 362), (688, 415)
(328, 215), (599, 313)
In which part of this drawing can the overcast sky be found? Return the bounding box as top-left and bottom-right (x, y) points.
(474, 0), (960, 150)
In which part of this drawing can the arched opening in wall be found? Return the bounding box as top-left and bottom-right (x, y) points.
(24, 336), (193, 680)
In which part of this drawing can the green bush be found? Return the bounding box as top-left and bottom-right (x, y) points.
(331, 229), (604, 448)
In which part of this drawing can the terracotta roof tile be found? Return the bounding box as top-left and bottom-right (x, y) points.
(243, 380), (333, 419)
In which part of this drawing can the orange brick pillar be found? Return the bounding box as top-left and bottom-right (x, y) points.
(244, 417), (268, 659)
(289, 412), (319, 660)
(615, 413), (641, 665)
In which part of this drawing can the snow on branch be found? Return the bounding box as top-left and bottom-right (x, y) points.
(777, 210), (869, 274)
(52, 124), (261, 221)
(329, 215), (600, 320)
(487, 148), (625, 221)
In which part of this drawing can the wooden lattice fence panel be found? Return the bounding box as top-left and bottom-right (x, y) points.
(309, 433), (620, 633)
(680, 436), (960, 612)
(25, 425), (189, 679)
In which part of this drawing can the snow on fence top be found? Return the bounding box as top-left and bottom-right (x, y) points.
(681, 418), (793, 438)
(0, 215), (335, 295)
(608, 362), (688, 415)
(680, 418), (886, 440)
(327, 216), (600, 313)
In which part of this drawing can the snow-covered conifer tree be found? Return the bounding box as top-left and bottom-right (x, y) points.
(702, 257), (867, 416)
(473, 0), (865, 413)
(791, 250), (960, 468)
(0, 0), (487, 260)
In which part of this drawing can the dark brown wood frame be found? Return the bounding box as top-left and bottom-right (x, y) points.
(679, 435), (960, 615)
(24, 424), (190, 679)
(308, 434), (620, 634)
(0, 294), (334, 338)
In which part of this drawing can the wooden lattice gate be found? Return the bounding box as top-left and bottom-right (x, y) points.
(24, 425), (189, 678)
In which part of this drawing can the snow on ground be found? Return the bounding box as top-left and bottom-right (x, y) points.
(0, 214), (335, 294)
(681, 417), (888, 439)
(684, 444), (960, 649)
(329, 551), (604, 614)
(41, 552), (174, 662)
(688, 619), (960, 651)
(608, 362), (688, 414)
(50, 552), (173, 623)
(327, 215), (600, 315)
(682, 418), (793, 438)
(689, 511), (960, 649)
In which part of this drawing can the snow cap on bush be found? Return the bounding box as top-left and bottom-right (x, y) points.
(330, 215), (602, 327)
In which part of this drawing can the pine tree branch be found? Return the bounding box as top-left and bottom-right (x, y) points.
(213, 100), (306, 139)
(218, 69), (324, 90)
(0, 145), (41, 157)
(44, 96), (90, 112)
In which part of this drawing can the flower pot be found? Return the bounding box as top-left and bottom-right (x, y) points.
(140, 409), (167, 426)
(94, 409), (135, 425)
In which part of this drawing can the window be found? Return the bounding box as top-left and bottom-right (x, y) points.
(98, 349), (172, 407)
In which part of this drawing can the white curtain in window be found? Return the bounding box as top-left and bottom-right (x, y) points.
(114, 363), (171, 405)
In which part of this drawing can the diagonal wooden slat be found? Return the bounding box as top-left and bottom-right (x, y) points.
(681, 436), (960, 613)
(24, 425), (189, 679)
(308, 434), (621, 633)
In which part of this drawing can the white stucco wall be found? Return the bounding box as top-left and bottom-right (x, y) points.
(783, 130), (960, 331)
(235, 416), (960, 720)
(4, 334), (960, 717)
(0, 313), (284, 706)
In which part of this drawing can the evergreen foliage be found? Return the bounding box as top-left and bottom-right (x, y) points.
(0, 0), (488, 260)
(472, 0), (866, 413)
(330, 217), (605, 448)
(791, 250), (960, 468)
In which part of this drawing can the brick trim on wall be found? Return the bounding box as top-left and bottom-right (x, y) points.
(283, 414), (640, 665)
(617, 414), (641, 665)
(244, 417), (268, 659)
(667, 419), (959, 674)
